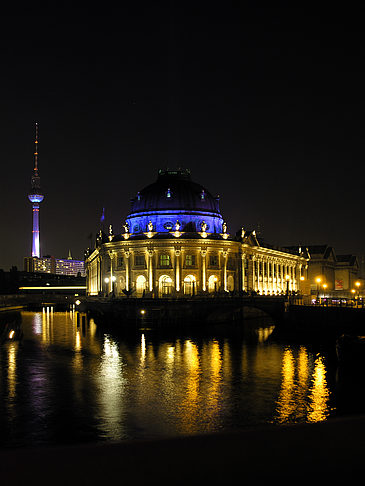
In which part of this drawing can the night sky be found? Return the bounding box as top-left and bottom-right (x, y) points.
(1, 8), (364, 271)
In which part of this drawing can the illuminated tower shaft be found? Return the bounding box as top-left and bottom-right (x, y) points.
(31, 202), (41, 257)
(28, 123), (44, 258)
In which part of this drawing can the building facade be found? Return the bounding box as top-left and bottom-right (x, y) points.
(24, 255), (85, 277)
(85, 169), (308, 297)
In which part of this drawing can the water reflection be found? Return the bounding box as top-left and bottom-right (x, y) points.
(307, 356), (331, 422)
(96, 335), (126, 440)
(0, 312), (337, 448)
(275, 347), (331, 424)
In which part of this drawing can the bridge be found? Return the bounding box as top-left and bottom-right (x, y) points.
(82, 295), (288, 328)
(0, 292), (80, 312)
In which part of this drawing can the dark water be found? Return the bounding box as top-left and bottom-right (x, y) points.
(0, 309), (361, 449)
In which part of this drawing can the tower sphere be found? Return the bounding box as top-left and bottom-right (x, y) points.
(126, 168), (224, 234)
(28, 194), (44, 203)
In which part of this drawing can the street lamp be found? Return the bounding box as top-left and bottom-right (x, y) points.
(322, 283), (328, 304)
(104, 275), (116, 295)
(355, 281), (361, 306)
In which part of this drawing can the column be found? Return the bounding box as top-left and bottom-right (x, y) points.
(241, 253), (246, 292)
(222, 250), (228, 291)
(266, 259), (270, 294)
(201, 249), (207, 291)
(251, 257), (256, 292)
(175, 249), (181, 292)
(108, 250), (114, 294)
(125, 251), (130, 291)
(148, 250), (154, 292)
(97, 256), (102, 294)
(257, 259), (260, 293)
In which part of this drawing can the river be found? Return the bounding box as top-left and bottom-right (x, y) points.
(0, 309), (361, 449)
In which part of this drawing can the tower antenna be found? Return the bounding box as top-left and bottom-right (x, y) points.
(34, 122), (39, 172)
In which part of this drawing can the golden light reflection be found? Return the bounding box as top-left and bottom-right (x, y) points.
(140, 333), (146, 366)
(275, 347), (332, 424)
(96, 335), (125, 440)
(75, 330), (81, 351)
(179, 340), (200, 433)
(205, 341), (222, 418)
(166, 345), (175, 365)
(307, 356), (330, 423)
(256, 325), (275, 343)
(276, 347), (296, 423)
(7, 342), (18, 402)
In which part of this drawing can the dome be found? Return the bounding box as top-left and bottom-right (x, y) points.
(126, 169), (225, 234)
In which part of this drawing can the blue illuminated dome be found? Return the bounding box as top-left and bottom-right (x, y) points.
(126, 169), (224, 234)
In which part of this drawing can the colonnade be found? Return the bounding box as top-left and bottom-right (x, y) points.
(87, 246), (305, 297)
(243, 255), (302, 294)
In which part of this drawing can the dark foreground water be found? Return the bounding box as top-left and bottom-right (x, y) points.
(0, 309), (362, 449)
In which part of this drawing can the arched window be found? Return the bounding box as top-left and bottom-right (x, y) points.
(159, 275), (173, 297)
(208, 275), (219, 293)
(227, 275), (234, 292)
(136, 275), (147, 297)
(183, 275), (196, 296)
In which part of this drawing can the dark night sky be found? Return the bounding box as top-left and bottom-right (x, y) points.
(1, 8), (365, 271)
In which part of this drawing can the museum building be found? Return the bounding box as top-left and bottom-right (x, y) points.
(85, 169), (308, 297)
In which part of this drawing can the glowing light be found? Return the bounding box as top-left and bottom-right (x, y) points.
(9, 330), (15, 339)
(307, 356), (331, 423)
(276, 347), (296, 423)
(140, 333), (146, 365)
(19, 286), (86, 290)
(75, 299), (81, 306)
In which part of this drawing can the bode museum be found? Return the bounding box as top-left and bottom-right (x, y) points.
(85, 169), (308, 298)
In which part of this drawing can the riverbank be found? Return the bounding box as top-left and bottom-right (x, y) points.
(0, 415), (364, 484)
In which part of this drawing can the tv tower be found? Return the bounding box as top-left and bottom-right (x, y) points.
(28, 123), (44, 258)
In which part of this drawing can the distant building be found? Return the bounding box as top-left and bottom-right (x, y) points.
(286, 245), (362, 297)
(24, 254), (85, 277)
(55, 256), (85, 276)
(335, 254), (359, 292)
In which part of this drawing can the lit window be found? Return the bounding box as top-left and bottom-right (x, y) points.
(160, 254), (170, 267)
(185, 254), (196, 267)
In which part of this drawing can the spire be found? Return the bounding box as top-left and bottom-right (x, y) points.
(34, 122), (39, 173)
(68, 249), (72, 260)
(30, 122), (42, 194)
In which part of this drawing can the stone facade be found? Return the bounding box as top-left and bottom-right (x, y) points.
(86, 231), (307, 298)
